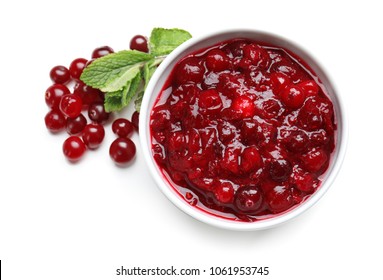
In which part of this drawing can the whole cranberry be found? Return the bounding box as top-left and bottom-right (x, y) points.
(112, 118), (134, 138)
(59, 94), (83, 118)
(92, 46), (114, 58)
(82, 123), (105, 149)
(130, 35), (149, 53)
(88, 102), (110, 123)
(45, 84), (70, 109)
(69, 58), (88, 80)
(50, 65), (70, 84)
(62, 136), (86, 162)
(109, 138), (136, 165)
(45, 110), (66, 133)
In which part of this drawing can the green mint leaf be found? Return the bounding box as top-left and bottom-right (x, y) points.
(80, 50), (153, 92)
(104, 91), (124, 112)
(134, 90), (144, 112)
(122, 71), (142, 107)
(149, 28), (192, 56)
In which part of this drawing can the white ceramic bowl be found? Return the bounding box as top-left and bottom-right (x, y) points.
(139, 29), (348, 231)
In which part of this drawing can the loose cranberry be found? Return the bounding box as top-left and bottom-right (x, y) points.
(66, 114), (87, 135)
(131, 111), (139, 131)
(88, 102), (110, 123)
(59, 94), (83, 118)
(235, 186), (263, 214)
(69, 58), (88, 80)
(73, 81), (104, 107)
(214, 182), (235, 203)
(175, 57), (204, 84)
(266, 185), (294, 213)
(45, 84), (70, 109)
(280, 85), (306, 109)
(92, 46), (114, 59)
(82, 123), (105, 149)
(109, 138), (136, 165)
(269, 159), (292, 182)
(112, 118), (134, 138)
(45, 110), (66, 132)
(206, 49), (230, 72)
(63, 136), (86, 161)
(130, 35), (149, 53)
(50, 65), (70, 84)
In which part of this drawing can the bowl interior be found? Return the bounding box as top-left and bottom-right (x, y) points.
(139, 30), (347, 230)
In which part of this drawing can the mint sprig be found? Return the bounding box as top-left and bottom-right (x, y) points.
(80, 28), (192, 112)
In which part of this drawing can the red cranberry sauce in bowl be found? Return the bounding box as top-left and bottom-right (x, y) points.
(149, 37), (337, 223)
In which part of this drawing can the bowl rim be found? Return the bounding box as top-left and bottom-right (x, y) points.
(139, 28), (348, 231)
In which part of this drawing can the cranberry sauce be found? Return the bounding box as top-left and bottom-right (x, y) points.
(150, 38), (336, 222)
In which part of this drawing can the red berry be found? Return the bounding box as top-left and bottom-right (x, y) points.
(59, 94), (83, 118)
(256, 98), (283, 119)
(66, 114), (87, 135)
(45, 84), (70, 109)
(283, 129), (309, 152)
(175, 57), (204, 84)
(45, 110), (66, 132)
(109, 138), (136, 165)
(198, 89), (223, 115)
(266, 184), (294, 213)
(112, 118), (134, 138)
(63, 136), (86, 161)
(130, 35), (149, 53)
(242, 44), (270, 69)
(50, 65), (70, 84)
(206, 49), (230, 72)
(235, 186), (263, 214)
(73, 81), (104, 107)
(214, 182), (234, 203)
(82, 123), (105, 149)
(301, 148), (328, 173)
(92, 46), (114, 59)
(69, 58), (87, 80)
(291, 168), (317, 193)
(241, 146), (263, 173)
(131, 111), (139, 131)
(231, 95), (255, 118)
(270, 72), (291, 95)
(88, 102), (110, 123)
(280, 85), (306, 109)
(298, 80), (319, 96)
(269, 159), (292, 182)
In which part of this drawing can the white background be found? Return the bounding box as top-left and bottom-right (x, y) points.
(0, 0), (382, 279)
